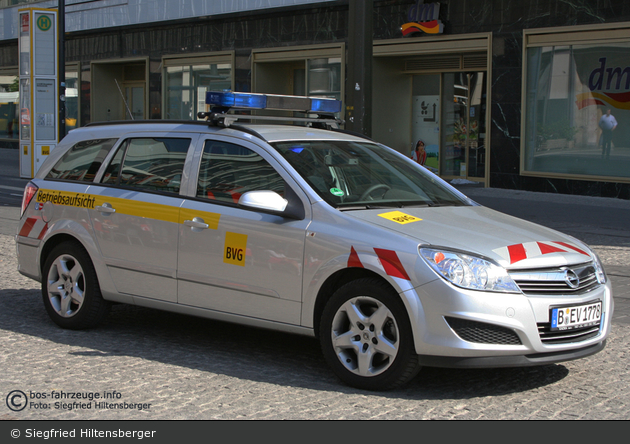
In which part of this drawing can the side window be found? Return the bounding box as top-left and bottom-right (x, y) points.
(45, 139), (117, 182)
(101, 137), (191, 194)
(197, 141), (286, 204)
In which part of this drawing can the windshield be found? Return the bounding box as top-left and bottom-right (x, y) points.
(272, 140), (470, 209)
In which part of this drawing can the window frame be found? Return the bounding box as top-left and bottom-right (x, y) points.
(195, 139), (287, 206)
(187, 135), (311, 218)
(44, 138), (118, 183)
(521, 22), (630, 183)
(100, 136), (193, 195)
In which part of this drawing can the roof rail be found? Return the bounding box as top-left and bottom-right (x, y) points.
(85, 119), (211, 128)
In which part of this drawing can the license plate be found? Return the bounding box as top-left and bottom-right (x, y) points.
(551, 301), (602, 331)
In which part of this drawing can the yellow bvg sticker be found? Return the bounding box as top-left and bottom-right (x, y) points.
(378, 211), (422, 225)
(224, 232), (248, 266)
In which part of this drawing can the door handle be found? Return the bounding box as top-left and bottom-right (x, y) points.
(95, 203), (116, 214)
(184, 217), (209, 230)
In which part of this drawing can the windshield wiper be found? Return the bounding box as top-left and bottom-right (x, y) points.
(338, 201), (418, 211)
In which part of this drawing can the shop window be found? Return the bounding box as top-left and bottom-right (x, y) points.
(523, 31), (630, 180)
(307, 58), (342, 101)
(163, 61), (232, 120)
(1, 67), (78, 140)
(0, 73), (19, 140)
(64, 69), (79, 136)
(252, 44), (344, 120)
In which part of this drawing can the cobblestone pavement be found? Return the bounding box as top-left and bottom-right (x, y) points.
(1, 234), (629, 420)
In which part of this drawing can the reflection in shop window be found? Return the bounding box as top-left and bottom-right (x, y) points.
(64, 71), (79, 136)
(2, 70), (78, 141)
(0, 75), (19, 140)
(164, 63), (231, 120)
(307, 58), (341, 101)
(524, 43), (630, 179)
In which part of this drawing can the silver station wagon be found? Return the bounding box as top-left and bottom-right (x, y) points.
(16, 92), (613, 390)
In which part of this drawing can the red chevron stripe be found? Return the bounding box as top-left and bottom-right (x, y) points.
(18, 217), (37, 237)
(374, 248), (410, 280)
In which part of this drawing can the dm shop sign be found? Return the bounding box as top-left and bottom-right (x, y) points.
(576, 56), (630, 110)
(402, 1), (444, 36)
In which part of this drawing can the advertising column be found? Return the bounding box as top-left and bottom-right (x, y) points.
(18, 8), (58, 179)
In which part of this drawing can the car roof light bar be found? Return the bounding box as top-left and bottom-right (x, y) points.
(205, 91), (342, 114)
(200, 91), (343, 129)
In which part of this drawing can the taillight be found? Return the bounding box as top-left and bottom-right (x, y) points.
(21, 182), (39, 217)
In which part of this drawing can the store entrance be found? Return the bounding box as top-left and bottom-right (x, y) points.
(412, 72), (486, 180)
(91, 61), (147, 122)
(122, 83), (145, 120)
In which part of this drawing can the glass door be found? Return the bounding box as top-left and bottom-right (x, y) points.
(123, 84), (145, 120)
(440, 72), (486, 179)
(411, 74), (440, 173)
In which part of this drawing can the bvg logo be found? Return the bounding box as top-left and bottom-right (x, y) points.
(224, 232), (248, 266)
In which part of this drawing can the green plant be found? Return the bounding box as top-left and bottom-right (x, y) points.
(9, 76), (19, 92)
(537, 119), (578, 140)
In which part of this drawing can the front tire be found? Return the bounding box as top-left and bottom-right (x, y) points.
(319, 278), (421, 390)
(42, 241), (110, 330)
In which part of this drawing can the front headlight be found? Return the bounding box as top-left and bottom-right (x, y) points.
(592, 252), (607, 284)
(420, 247), (521, 293)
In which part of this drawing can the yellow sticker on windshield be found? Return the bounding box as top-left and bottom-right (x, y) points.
(378, 211), (422, 225)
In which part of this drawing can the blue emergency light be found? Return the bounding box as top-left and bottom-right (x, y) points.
(206, 91), (342, 114)
(206, 91), (267, 109)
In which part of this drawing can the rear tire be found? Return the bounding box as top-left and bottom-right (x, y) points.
(319, 278), (421, 390)
(41, 241), (110, 330)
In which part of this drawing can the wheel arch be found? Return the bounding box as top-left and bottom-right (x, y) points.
(313, 267), (396, 339)
(40, 233), (91, 275)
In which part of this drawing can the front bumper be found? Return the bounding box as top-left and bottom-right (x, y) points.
(417, 339), (606, 368)
(405, 277), (613, 365)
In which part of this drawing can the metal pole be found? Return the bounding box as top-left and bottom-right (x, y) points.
(59, 0), (66, 140)
(346, 0), (373, 137)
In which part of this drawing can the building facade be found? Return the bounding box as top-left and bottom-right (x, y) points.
(1, 0), (630, 199)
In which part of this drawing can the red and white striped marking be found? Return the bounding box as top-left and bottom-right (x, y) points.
(18, 217), (48, 240)
(348, 246), (411, 280)
(493, 241), (590, 265)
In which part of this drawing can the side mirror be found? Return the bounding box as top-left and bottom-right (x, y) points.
(238, 190), (288, 212)
(238, 189), (306, 220)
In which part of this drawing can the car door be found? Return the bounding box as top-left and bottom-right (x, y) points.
(177, 136), (310, 324)
(87, 133), (198, 302)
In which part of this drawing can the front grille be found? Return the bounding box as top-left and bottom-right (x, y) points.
(537, 323), (601, 344)
(445, 317), (522, 345)
(509, 262), (600, 295)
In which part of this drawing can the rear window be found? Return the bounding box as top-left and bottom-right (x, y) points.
(101, 137), (191, 194)
(45, 139), (118, 182)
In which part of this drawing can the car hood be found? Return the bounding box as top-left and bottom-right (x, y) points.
(344, 205), (594, 269)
